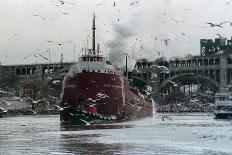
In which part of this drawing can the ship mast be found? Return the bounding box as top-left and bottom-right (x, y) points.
(92, 13), (96, 55)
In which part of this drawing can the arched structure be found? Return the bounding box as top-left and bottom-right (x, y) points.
(160, 73), (220, 91)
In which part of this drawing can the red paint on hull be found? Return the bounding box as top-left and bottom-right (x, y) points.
(60, 72), (154, 123)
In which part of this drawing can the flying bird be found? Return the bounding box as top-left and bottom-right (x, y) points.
(95, 92), (109, 100)
(33, 14), (45, 20)
(168, 80), (180, 87)
(226, 0), (232, 5)
(62, 12), (69, 15)
(0, 107), (8, 113)
(151, 73), (157, 79)
(206, 22), (223, 28)
(164, 39), (170, 45)
(140, 64), (169, 75)
(47, 41), (63, 46)
(171, 18), (184, 23)
(47, 40), (73, 46)
(58, 0), (75, 5)
(130, 1), (139, 6)
(97, 3), (103, 6)
(53, 104), (68, 111)
(12, 33), (22, 40)
(23, 94), (45, 105)
(206, 21), (230, 28)
(23, 54), (33, 60)
(80, 119), (95, 125)
(142, 89), (154, 96)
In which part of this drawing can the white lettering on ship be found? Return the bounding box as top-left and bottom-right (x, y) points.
(103, 84), (122, 89)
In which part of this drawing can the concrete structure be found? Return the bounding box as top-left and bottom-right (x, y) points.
(129, 37), (232, 101)
(0, 62), (75, 80)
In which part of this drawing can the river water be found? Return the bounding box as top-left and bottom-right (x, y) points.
(0, 114), (232, 155)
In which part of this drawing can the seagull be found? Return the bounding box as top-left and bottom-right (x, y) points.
(29, 110), (37, 114)
(47, 41), (63, 46)
(88, 92), (109, 103)
(189, 99), (200, 105)
(226, 0), (232, 5)
(150, 64), (170, 73)
(88, 98), (98, 103)
(204, 90), (214, 95)
(47, 40), (73, 46)
(23, 54), (33, 60)
(80, 119), (95, 125)
(23, 94), (44, 105)
(0, 107), (8, 113)
(206, 22), (223, 28)
(206, 21), (230, 28)
(168, 80), (180, 87)
(51, 80), (61, 85)
(53, 104), (68, 111)
(62, 12), (69, 15)
(171, 18), (184, 23)
(151, 73), (157, 79)
(33, 14), (45, 20)
(69, 112), (74, 116)
(95, 92), (109, 100)
(58, 0), (75, 5)
(142, 89), (154, 96)
(12, 33), (22, 40)
(130, 1), (139, 6)
(181, 33), (186, 36)
(97, 2), (103, 6)
(164, 39), (170, 45)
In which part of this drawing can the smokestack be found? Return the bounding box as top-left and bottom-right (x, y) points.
(92, 13), (96, 54)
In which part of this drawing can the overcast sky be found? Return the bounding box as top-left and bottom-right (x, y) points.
(0, 0), (232, 66)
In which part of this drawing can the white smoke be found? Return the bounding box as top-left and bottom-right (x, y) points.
(106, 0), (161, 68)
(107, 22), (136, 67)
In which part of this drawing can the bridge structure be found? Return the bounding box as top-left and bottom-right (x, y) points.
(128, 37), (232, 101)
(0, 61), (75, 80)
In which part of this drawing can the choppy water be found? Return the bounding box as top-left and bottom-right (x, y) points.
(0, 114), (232, 155)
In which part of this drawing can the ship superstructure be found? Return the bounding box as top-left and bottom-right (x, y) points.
(60, 14), (154, 125)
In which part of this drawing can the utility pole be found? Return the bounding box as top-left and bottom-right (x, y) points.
(121, 53), (129, 79)
(60, 53), (63, 64)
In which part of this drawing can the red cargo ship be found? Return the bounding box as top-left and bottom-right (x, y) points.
(60, 14), (154, 125)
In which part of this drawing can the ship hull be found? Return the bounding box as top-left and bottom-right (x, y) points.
(60, 72), (154, 125)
